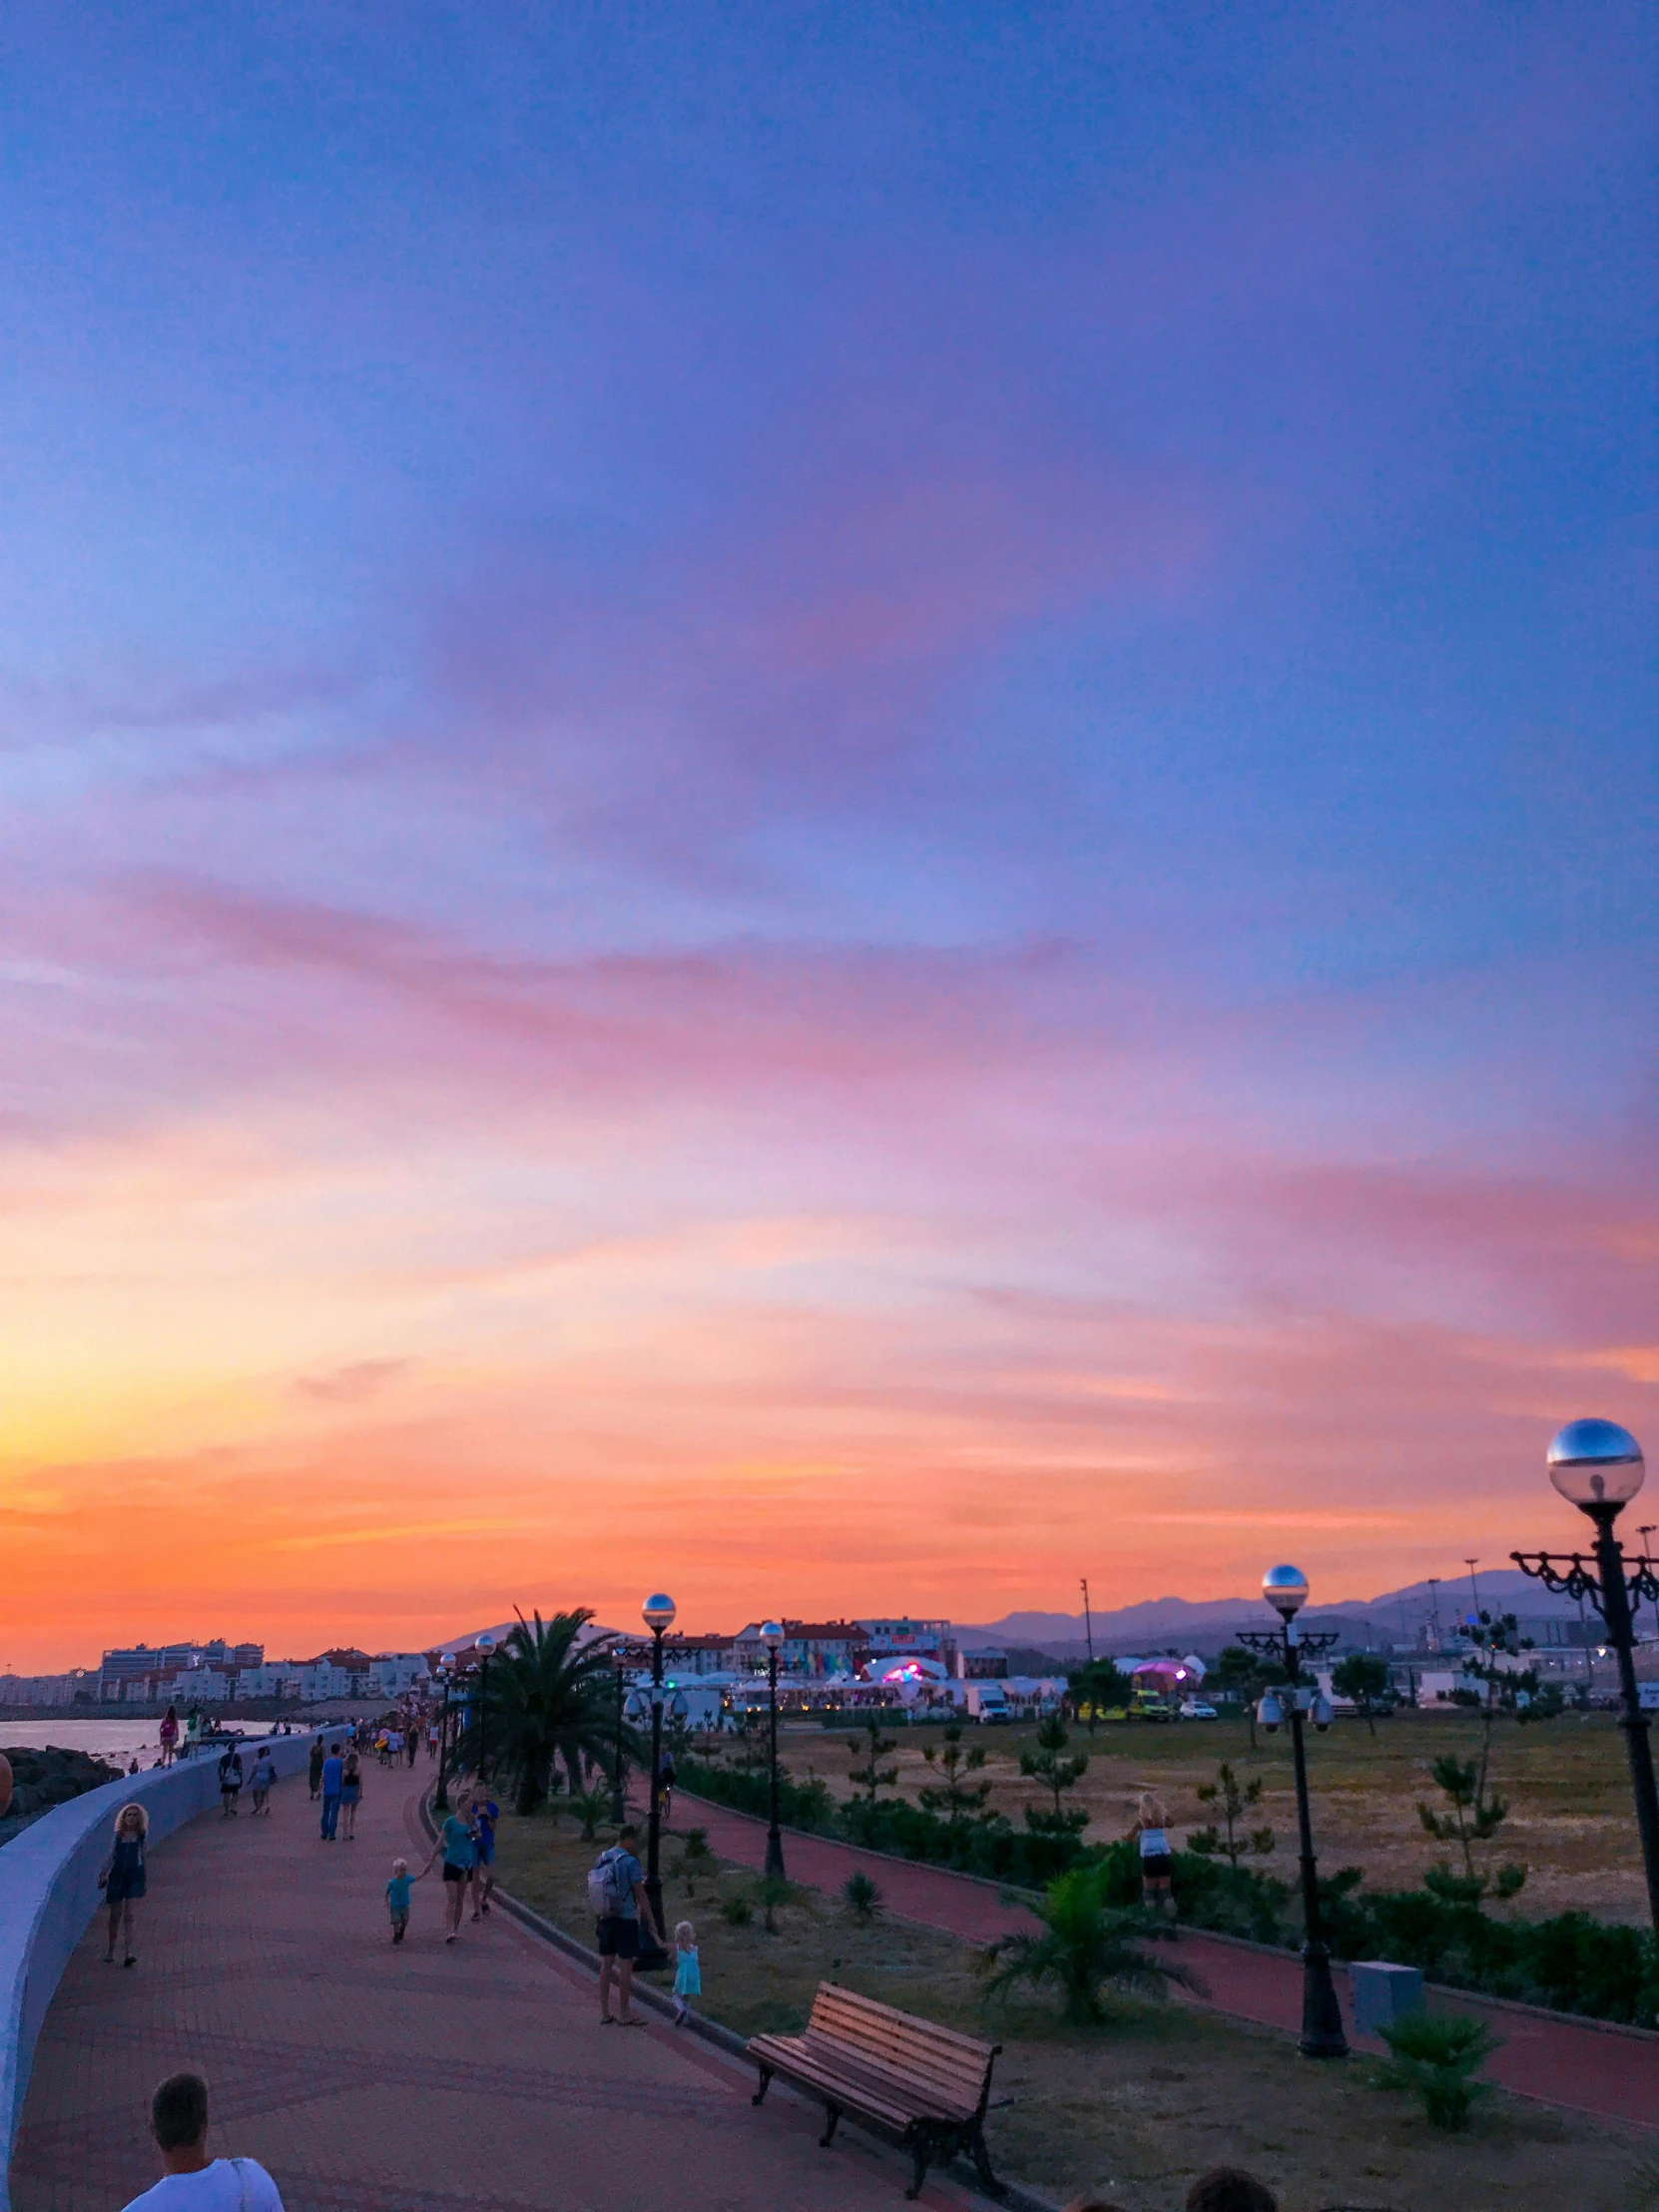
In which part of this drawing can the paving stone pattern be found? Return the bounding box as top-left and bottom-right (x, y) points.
(13, 1770), (982, 2212)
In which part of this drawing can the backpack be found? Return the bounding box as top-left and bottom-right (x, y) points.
(586, 1848), (634, 1917)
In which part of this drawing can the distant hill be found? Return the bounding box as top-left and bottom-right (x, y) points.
(960, 1570), (1579, 1658)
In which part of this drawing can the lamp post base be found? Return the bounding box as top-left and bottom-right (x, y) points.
(1299, 1941), (1350, 2058)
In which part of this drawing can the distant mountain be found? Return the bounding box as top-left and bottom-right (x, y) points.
(960, 1570), (1580, 1657)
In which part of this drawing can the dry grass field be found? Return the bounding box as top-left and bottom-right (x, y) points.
(491, 1806), (1655, 2212)
(782, 1706), (1652, 1921)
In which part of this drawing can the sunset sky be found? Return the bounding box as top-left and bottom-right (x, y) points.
(1, 7), (1653, 1669)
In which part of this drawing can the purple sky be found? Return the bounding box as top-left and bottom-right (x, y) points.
(0, 6), (1653, 1661)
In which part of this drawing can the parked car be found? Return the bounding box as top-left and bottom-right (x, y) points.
(1178, 1699), (1219, 1720)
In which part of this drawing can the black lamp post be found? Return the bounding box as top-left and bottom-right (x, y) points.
(1514, 1419), (1659, 1932)
(762, 1620), (786, 1880)
(474, 1632), (496, 1784)
(1237, 1566), (1348, 2059)
(640, 1593), (676, 1966)
(433, 1653), (456, 1813)
(610, 1649), (630, 1827)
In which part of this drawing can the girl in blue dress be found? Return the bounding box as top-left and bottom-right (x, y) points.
(102, 1802), (148, 1966)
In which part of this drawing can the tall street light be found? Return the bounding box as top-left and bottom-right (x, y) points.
(762, 1621), (786, 1879)
(433, 1653), (457, 1813)
(474, 1632), (496, 1784)
(610, 1646), (631, 1826)
(1513, 1419), (1659, 1932)
(640, 1593), (676, 1965)
(1237, 1566), (1348, 2059)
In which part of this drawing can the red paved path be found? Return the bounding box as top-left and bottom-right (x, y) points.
(11, 1769), (990, 2212)
(676, 1790), (1659, 2130)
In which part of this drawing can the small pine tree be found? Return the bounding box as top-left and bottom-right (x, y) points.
(1417, 1752), (1526, 1901)
(1019, 1711), (1090, 1839)
(1187, 1761), (1275, 1867)
(918, 1721), (994, 1825)
(846, 1715), (899, 1804)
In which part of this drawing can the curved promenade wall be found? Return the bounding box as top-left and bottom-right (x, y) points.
(0, 1730), (320, 2212)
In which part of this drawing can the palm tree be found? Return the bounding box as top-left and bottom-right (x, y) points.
(457, 1609), (632, 1816)
(981, 1860), (1198, 2025)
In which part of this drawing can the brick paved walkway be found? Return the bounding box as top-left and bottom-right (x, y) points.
(11, 1770), (987, 2212)
(677, 1790), (1659, 2130)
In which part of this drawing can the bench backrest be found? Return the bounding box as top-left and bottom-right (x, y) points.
(806, 1982), (999, 2111)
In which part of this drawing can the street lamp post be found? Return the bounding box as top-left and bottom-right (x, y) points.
(610, 1649), (630, 1826)
(1237, 1566), (1347, 2059)
(433, 1654), (457, 1814)
(474, 1632), (496, 1784)
(1513, 1419), (1659, 1933)
(640, 1593), (676, 1965)
(762, 1621), (786, 1880)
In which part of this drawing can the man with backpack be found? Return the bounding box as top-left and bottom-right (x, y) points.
(589, 1823), (657, 2025)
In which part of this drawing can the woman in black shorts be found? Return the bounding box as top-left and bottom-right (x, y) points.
(1134, 1791), (1175, 1926)
(102, 1802), (149, 1966)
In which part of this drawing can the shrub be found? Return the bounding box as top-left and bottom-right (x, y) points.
(1376, 2010), (1501, 2129)
(680, 1825), (713, 1863)
(981, 1860), (1198, 2025)
(720, 1892), (754, 1927)
(842, 1870), (883, 1920)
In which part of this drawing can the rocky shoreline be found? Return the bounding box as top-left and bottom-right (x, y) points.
(0, 1746), (127, 1849)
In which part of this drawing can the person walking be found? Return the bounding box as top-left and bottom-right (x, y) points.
(589, 1822), (658, 2025)
(119, 2071), (283, 2211)
(101, 1803), (148, 1967)
(217, 1746), (244, 1819)
(469, 1787), (498, 1919)
(318, 1744), (343, 1841)
(339, 1750), (362, 1841)
(250, 1747), (277, 1816)
(386, 1856), (415, 1943)
(421, 1806), (477, 1941)
(307, 1737), (324, 1802)
(158, 1706), (180, 1768)
(658, 1747), (677, 1826)
(1132, 1791), (1175, 1927)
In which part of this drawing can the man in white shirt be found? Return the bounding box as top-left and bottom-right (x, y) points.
(120, 2073), (282, 2212)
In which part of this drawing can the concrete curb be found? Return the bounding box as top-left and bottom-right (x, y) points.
(425, 1790), (1062, 2210)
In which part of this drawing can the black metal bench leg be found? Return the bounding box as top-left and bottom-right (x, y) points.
(751, 2064), (773, 2108)
(905, 2129), (933, 2201)
(968, 2122), (1005, 2199)
(819, 2102), (840, 2148)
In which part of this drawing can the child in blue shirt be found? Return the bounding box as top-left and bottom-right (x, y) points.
(387, 1856), (414, 1943)
(672, 1920), (701, 2025)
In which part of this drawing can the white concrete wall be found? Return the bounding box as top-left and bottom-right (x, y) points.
(0, 1729), (321, 2212)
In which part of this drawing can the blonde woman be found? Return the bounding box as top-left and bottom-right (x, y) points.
(1133, 1791), (1175, 1925)
(101, 1802), (148, 1966)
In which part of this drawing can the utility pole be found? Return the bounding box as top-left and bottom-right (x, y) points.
(1426, 1578), (1443, 1653)
(1080, 1578), (1094, 1663)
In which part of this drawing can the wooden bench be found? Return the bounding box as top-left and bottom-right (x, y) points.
(748, 1981), (1004, 2200)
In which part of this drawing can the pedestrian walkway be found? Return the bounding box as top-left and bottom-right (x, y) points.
(11, 1771), (989, 2212)
(675, 1790), (1659, 2130)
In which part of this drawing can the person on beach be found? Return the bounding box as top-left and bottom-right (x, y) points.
(250, 1747), (277, 1816)
(671, 1920), (700, 2025)
(120, 2071), (283, 2212)
(1132, 1791), (1175, 1927)
(102, 1803), (149, 1966)
(340, 1750), (362, 1841)
(387, 1856), (414, 1943)
(318, 1744), (343, 1840)
(159, 1707), (180, 1768)
(307, 1738), (323, 1801)
(422, 1808), (476, 1940)
(469, 1788), (499, 1919)
(217, 1746), (244, 1819)
(591, 1822), (658, 2026)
